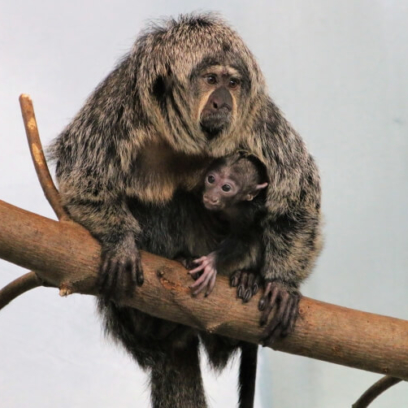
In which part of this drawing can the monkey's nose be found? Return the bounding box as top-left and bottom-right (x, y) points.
(203, 195), (219, 206)
(209, 88), (232, 112)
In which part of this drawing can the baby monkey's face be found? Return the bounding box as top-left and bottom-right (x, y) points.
(202, 167), (240, 211)
(202, 160), (268, 212)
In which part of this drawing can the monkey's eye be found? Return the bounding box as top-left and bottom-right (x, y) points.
(222, 184), (232, 192)
(207, 175), (215, 183)
(229, 78), (240, 89)
(206, 74), (217, 85)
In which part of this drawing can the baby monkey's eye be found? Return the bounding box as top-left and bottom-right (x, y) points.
(222, 184), (231, 192)
(207, 175), (215, 183)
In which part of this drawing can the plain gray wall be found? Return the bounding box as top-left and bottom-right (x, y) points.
(1, 1), (407, 407)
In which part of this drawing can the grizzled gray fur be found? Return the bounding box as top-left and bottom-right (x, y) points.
(49, 13), (322, 408)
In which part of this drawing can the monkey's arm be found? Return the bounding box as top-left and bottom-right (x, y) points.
(49, 56), (149, 298)
(254, 99), (322, 343)
(259, 201), (321, 344)
(62, 195), (144, 297)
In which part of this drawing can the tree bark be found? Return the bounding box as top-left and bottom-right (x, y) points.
(1, 198), (408, 381)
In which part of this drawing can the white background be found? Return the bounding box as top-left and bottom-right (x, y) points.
(1, 1), (407, 407)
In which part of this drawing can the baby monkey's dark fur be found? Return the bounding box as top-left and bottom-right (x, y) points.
(50, 13), (322, 408)
(189, 153), (268, 300)
(186, 153), (268, 408)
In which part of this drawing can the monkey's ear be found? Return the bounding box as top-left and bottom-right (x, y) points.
(246, 182), (268, 201)
(256, 182), (268, 190)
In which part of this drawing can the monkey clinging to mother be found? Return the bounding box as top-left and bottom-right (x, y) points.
(49, 13), (322, 408)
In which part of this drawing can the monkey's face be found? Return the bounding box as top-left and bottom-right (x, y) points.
(195, 65), (242, 140)
(203, 167), (242, 211)
(203, 158), (269, 211)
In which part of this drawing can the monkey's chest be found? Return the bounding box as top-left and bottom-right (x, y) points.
(128, 146), (210, 203)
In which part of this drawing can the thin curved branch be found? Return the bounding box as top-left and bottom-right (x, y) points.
(0, 95), (71, 310)
(352, 376), (403, 408)
(19, 94), (68, 221)
(0, 271), (43, 310)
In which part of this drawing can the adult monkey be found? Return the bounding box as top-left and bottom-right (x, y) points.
(50, 13), (322, 408)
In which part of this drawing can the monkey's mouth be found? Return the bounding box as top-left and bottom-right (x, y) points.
(203, 198), (223, 211)
(200, 111), (231, 139)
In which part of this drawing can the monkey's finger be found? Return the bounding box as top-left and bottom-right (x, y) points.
(242, 273), (255, 301)
(192, 269), (213, 296)
(189, 264), (206, 275)
(262, 291), (291, 339)
(261, 297), (288, 343)
(252, 275), (261, 295)
(258, 283), (277, 312)
(190, 269), (211, 288)
(193, 257), (207, 263)
(205, 273), (217, 297)
(247, 272), (255, 289)
(280, 296), (294, 336)
(136, 255), (144, 286)
(190, 271), (202, 281)
(100, 259), (116, 294)
(243, 287), (252, 303)
(230, 270), (242, 287)
(238, 272), (249, 299)
(258, 281), (273, 309)
(102, 260), (119, 301)
(260, 286), (280, 325)
(127, 259), (138, 295)
(98, 257), (112, 292)
(282, 295), (300, 337)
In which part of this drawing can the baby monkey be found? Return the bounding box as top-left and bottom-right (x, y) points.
(189, 153), (268, 300)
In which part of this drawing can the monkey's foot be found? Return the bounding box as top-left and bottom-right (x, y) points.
(188, 253), (217, 297)
(98, 234), (144, 302)
(258, 281), (300, 345)
(230, 270), (261, 303)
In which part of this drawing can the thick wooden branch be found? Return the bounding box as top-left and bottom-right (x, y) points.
(1, 199), (408, 380)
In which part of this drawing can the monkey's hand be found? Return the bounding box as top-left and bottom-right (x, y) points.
(175, 255), (199, 271)
(230, 270), (261, 303)
(188, 252), (218, 297)
(98, 232), (144, 301)
(258, 281), (301, 345)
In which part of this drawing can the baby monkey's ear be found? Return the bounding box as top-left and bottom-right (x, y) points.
(246, 182), (268, 201)
(256, 182), (268, 190)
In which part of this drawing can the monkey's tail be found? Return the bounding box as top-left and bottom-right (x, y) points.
(238, 343), (258, 408)
(150, 335), (208, 408)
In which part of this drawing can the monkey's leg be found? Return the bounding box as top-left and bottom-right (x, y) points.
(150, 335), (207, 408)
